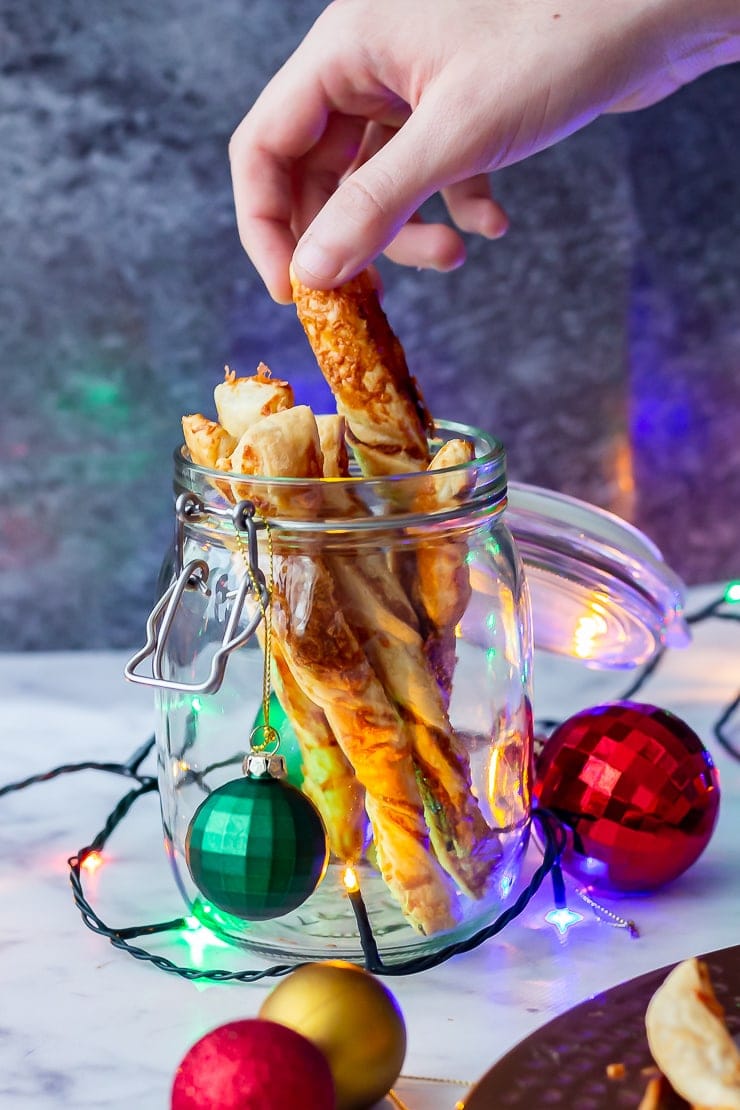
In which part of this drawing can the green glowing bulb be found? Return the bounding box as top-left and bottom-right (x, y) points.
(724, 581), (740, 604)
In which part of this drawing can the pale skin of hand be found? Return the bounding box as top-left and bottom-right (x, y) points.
(229, 0), (740, 303)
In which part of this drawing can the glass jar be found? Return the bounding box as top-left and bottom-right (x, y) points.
(128, 420), (534, 965)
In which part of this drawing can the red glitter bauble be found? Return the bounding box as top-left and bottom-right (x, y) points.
(171, 1018), (335, 1110)
(534, 701), (720, 893)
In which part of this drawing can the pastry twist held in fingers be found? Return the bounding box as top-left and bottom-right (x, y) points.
(291, 267), (432, 476)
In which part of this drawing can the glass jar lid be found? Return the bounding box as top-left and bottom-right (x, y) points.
(507, 482), (690, 669)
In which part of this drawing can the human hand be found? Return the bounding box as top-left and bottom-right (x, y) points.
(230, 0), (740, 301)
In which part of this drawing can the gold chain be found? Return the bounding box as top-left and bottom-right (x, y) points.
(233, 514), (276, 752)
(400, 1075), (470, 1087)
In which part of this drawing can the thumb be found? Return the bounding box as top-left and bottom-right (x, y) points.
(291, 99), (454, 287)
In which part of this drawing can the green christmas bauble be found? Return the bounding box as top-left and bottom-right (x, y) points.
(185, 766), (329, 920)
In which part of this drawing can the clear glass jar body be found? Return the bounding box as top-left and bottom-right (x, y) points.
(156, 422), (533, 965)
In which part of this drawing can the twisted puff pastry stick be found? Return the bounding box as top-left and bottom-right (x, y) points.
(291, 274), (496, 892)
(184, 394), (365, 862)
(290, 269), (471, 699)
(272, 548), (460, 934)
(222, 405), (460, 934)
(291, 267), (432, 476)
(328, 553), (498, 898)
(310, 408), (495, 891)
(275, 410), (368, 862)
(312, 412), (495, 890)
(408, 437), (476, 708)
(268, 633), (367, 863)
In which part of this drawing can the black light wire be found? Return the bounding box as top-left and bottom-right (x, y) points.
(2, 589), (739, 982)
(64, 761), (565, 980)
(1, 730), (567, 980)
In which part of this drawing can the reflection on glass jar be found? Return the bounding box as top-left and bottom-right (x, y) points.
(149, 421), (533, 965)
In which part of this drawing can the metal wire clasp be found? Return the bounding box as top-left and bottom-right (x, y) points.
(124, 495), (270, 694)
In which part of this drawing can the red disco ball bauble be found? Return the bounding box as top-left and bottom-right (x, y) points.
(171, 1018), (335, 1110)
(534, 701), (720, 893)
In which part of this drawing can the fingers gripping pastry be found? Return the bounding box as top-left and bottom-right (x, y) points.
(290, 267), (433, 476)
(645, 958), (740, 1109)
(329, 553), (498, 897)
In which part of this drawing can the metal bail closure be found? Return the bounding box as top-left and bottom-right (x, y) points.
(124, 498), (271, 694)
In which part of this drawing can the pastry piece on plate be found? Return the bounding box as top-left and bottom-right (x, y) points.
(290, 267), (432, 475)
(637, 1073), (690, 1109)
(645, 957), (740, 1109)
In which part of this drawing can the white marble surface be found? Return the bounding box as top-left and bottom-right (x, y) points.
(2, 585), (739, 1109)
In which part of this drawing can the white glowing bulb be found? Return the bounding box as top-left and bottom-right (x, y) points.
(573, 610), (609, 659)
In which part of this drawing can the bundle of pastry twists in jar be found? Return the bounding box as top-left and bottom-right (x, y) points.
(181, 271), (501, 936)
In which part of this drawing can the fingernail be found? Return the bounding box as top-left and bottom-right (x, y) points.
(293, 237), (341, 283)
(484, 215), (509, 240)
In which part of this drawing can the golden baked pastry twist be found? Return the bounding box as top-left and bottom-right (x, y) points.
(291, 273), (495, 894)
(227, 405), (460, 933)
(184, 389), (366, 864)
(291, 268), (432, 476)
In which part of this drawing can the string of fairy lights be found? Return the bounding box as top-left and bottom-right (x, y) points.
(2, 583), (739, 981)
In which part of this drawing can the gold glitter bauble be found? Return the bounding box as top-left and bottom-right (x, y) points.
(259, 961), (406, 1110)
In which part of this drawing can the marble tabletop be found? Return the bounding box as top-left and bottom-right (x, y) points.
(2, 585), (739, 1109)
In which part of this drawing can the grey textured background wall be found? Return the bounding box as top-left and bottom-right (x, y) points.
(2, 1), (739, 650)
